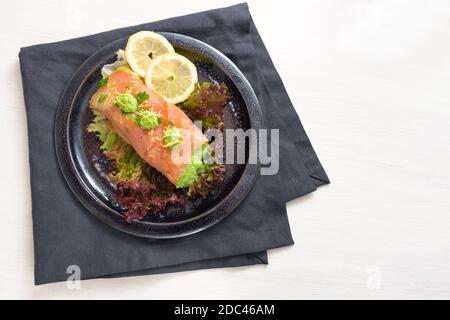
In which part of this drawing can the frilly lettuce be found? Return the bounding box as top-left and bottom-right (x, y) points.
(87, 111), (145, 181)
(176, 145), (225, 195)
(176, 146), (207, 188)
(87, 111), (187, 222)
(101, 49), (126, 78)
(178, 82), (229, 130)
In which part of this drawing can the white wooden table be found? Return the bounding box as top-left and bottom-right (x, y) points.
(1, 0), (449, 299)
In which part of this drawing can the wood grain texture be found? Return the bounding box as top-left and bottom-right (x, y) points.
(1, 0), (449, 299)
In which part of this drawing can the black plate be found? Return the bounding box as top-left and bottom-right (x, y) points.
(55, 32), (263, 238)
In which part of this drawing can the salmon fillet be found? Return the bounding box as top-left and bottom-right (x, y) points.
(90, 67), (207, 186)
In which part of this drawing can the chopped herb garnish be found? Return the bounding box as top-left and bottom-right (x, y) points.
(134, 110), (160, 129)
(98, 94), (108, 103)
(162, 127), (183, 148)
(135, 92), (149, 105)
(115, 93), (138, 113)
(98, 77), (108, 87)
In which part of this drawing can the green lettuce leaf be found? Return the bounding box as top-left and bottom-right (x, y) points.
(87, 111), (145, 182)
(176, 149), (207, 188)
(176, 145), (224, 193)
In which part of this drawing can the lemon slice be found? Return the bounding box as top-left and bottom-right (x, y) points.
(125, 31), (175, 77)
(145, 53), (198, 104)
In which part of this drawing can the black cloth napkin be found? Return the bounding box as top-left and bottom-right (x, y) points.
(19, 3), (329, 285)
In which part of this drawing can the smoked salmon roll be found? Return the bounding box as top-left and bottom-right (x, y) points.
(90, 67), (208, 187)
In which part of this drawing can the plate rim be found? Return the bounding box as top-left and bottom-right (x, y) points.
(54, 32), (264, 239)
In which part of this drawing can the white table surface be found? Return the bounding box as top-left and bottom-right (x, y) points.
(1, 0), (449, 299)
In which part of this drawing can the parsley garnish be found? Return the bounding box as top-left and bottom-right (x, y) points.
(98, 94), (108, 103)
(135, 92), (149, 105)
(98, 77), (108, 87)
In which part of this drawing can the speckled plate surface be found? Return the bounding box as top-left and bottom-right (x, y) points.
(54, 32), (263, 238)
